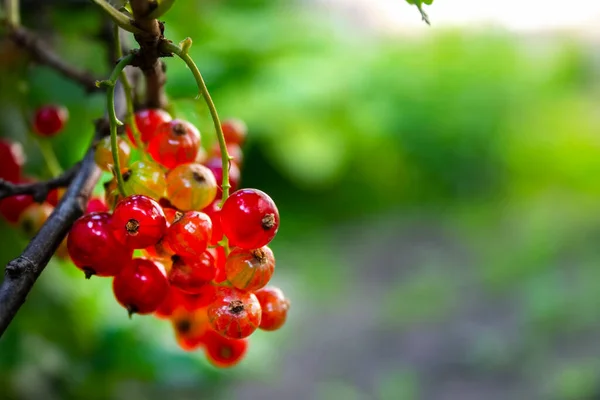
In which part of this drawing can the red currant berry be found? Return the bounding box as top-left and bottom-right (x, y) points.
(122, 161), (167, 200)
(165, 163), (217, 211)
(147, 120), (201, 169)
(172, 308), (211, 351)
(220, 189), (280, 249)
(186, 283), (217, 309)
(210, 143), (243, 166)
(33, 105), (68, 137)
(163, 211), (212, 259)
(0, 139), (25, 182)
(208, 246), (227, 283)
(169, 252), (216, 293)
(155, 286), (186, 319)
(125, 108), (172, 146)
(225, 246), (275, 292)
(19, 203), (53, 238)
(255, 287), (290, 331)
(67, 212), (133, 278)
(112, 195), (167, 249)
(46, 187), (66, 207)
(221, 118), (247, 146)
(113, 258), (169, 316)
(203, 329), (249, 368)
(94, 136), (131, 172)
(202, 199), (223, 246)
(207, 287), (261, 339)
(85, 197), (109, 214)
(0, 193), (34, 224)
(204, 157), (240, 195)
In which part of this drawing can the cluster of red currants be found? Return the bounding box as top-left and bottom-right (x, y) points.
(1, 106), (290, 368)
(71, 109), (289, 368)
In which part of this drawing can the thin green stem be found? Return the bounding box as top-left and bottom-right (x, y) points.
(35, 138), (62, 177)
(90, 0), (143, 34)
(113, 24), (146, 154)
(106, 53), (135, 197)
(162, 40), (232, 206)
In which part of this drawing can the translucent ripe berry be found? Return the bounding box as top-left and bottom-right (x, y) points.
(0, 139), (25, 182)
(203, 329), (248, 368)
(46, 187), (66, 207)
(207, 287), (261, 339)
(204, 157), (240, 194)
(155, 286), (186, 319)
(67, 212), (133, 278)
(169, 253), (216, 293)
(94, 136), (131, 172)
(112, 195), (167, 249)
(0, 193), (34, 224)
(86, 197), (109, 214)
(19, 203), (53, 238)
(255, 287), (290, 331)
(208, 246), (227, 283)
(125, 108), (172, 146)
(33, 105), (68, 137)
(172, 308), (211, 351)
(221, 189), (280, 249)
(202, 200), (223, 246)
(122, 161), (167, 200)
(163, 211), (212, 259)
(112, 258), (170, 316)
(221, 118), (248, 146)
(166, 163), (217, 211)
(225, 246), (275, 292)
(147, 119), (201, 169)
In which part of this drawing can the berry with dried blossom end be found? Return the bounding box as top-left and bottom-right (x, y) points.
(112, 258), (169, 316)
(147, 119), (201, 169)
(220, 189), (280, 249)
(163, 211), (212, 259)
(225, 246), (275, 292)
(67, 212), (132, 278)
(203, 329), (248, 368)
(168, 252), (216, 294)
(125, 108), (172, 146)
(166, 163), (217, 211)
(207, 287), (261, 339)
(111, 195), (167, 249)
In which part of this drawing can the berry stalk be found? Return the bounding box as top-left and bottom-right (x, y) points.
(105, 53), (135, 197)
(113, 24), (146, 153)
(161, 40), (232, 205)
(35, 138), (62, 177)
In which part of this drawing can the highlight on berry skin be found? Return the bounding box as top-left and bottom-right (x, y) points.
(33, 104), (68, 137)
(220, 188), (280, 249)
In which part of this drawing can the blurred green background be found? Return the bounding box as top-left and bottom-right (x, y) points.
(3, 0), (600, 399)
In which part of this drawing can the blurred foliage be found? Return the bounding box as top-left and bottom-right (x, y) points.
(1, 0), (600, 399)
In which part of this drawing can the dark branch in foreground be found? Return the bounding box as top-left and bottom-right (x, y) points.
(0, 164), (80, 203)
(7, 25), (102, 93)
(0, 82), (127, 338)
